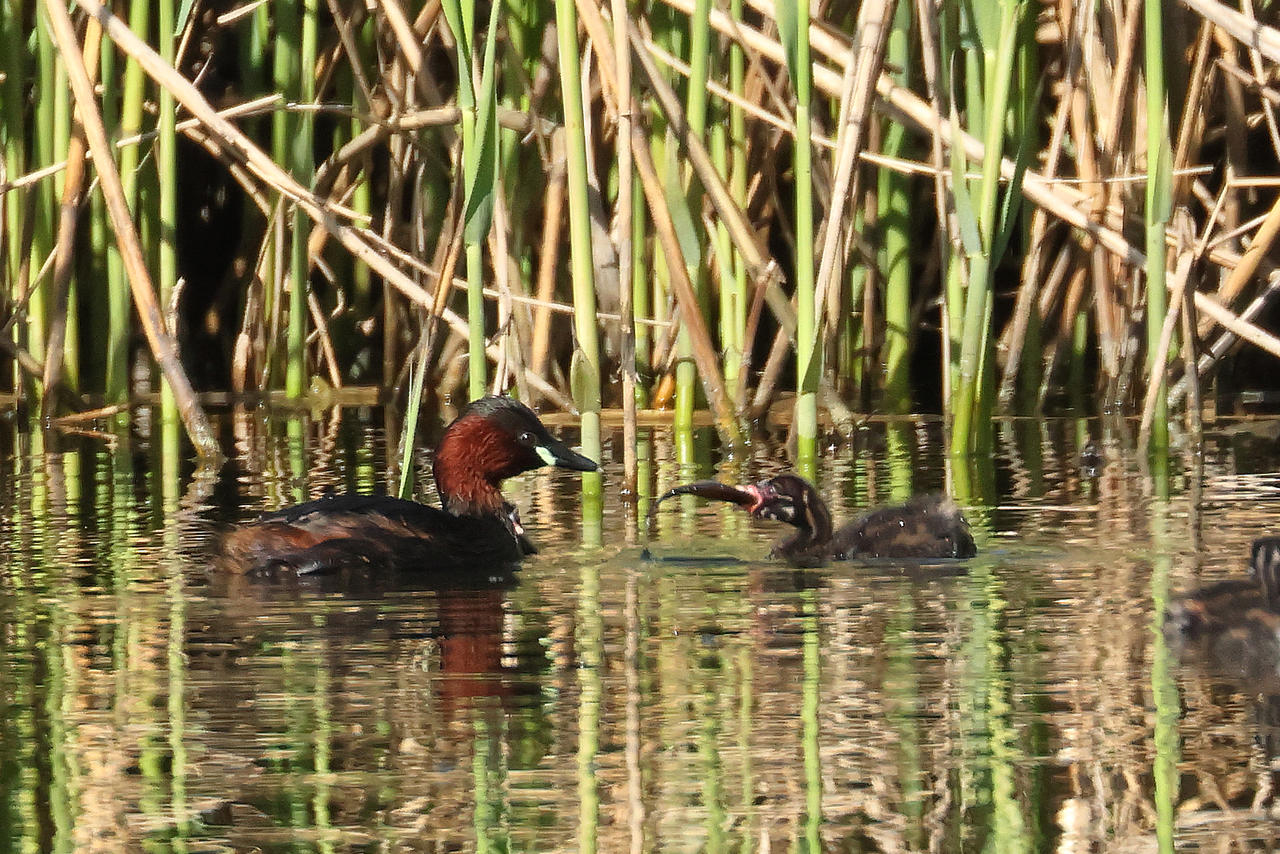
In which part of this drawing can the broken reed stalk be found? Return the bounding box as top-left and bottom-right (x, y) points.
(42, 16), (101, 418)
(44, 0), (219, 458)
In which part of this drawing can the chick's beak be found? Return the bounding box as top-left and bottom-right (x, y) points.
(740, 483), (776, 515)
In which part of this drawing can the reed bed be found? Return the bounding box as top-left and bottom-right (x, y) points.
(4, 0), (1280, 464)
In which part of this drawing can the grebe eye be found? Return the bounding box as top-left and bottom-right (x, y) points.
(518, 430), (535, 445)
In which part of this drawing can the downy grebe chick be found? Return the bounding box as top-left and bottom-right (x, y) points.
(651, 473), (976, 567)
(220, 396), (597, 576)
(1165, 537), (1280, 681)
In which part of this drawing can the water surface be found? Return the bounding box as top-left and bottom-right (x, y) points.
(3, 412), (1280, 852)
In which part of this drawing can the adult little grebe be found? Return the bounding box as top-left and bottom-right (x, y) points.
(1165, 537), (1280, 680)
(652, 473), (976, 567)
(221, 396), (597, 576)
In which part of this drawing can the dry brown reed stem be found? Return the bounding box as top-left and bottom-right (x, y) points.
(630, 125), (740, 438)
(1180, 278), (1204, 432)
(1198, 194), (1280, 338)
(813, 0), (893, 337)
(1172, 23), (1215, 204)
(873, 66), (1280, 376)
(675, 0), (1144, 279)
(306, 291), (342, 388)
(72, 0), (442, 298)
(643, 43), (835, 147)
(1139, 243), (1195, 450)
(0, 329), (84, 411)
(326, 0), (375, 108)
(488, 187), (531, 401)
(1182, 0), (1280, 63)
(1193, 291), (1280, 359)
(612, 0), (638, 494)
(378, 0), (448, 119)
(617, 11), (863, 423)
(531, 132), (566, 384)
(996, 67), (1074, 401)
(749, 332), (789, 417)
(1057, 0), (1123, 390)
(612, 16), (790, 326)
(419, 166), (465, 377)
(0, 95), (283, 196)
(1172, 272), (1280, 404)
(82, 0), (576, 412)
(44, 16), (102, 417)
(46, 0), (218, 455)
(911, 0), (952, 407)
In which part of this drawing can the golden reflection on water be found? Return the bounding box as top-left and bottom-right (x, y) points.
(4, 411), (1280, 851)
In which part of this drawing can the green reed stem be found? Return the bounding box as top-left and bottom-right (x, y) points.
(31, 9), (57, 367)
(100, 2), (141, 399)
(159, 0), (179, 425)
(272, 0), (298, 392)
(87, 35), (116, 396)
(398, 337), (429, 499)
(442, 0), (501, 400)
(948, 0), (1025, 457)
(2, 0), (25, 386)
(801, 593), (822, 850)
(779, 0), (818, 476)
(881, 1), (912, 413)
(286, 0), (318, 398)
(1144, 0), (1171, 450)
(52, 34), (76, 392)
(674, 0), (711, 435)
(576, 564), (603, 854)
(727, 0), (747, 405)
(711, 123), (739, 398)
(465, 239), (485, 396)
(350, 17), (373, 314)
(1148, 507), (1178, 854)
(554, 0), (602, 495)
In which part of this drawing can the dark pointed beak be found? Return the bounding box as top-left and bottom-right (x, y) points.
(536, 437), (598, 472)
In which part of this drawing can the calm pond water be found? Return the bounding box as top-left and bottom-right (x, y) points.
(4, 409), (1280, 852)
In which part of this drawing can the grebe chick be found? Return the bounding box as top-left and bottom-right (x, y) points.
(651, 473), (975, 567)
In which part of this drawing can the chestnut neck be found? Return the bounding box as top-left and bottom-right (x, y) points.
(432, 417), (518, 517)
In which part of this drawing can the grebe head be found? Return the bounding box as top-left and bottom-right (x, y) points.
(744, 474), (833, 543)
(433, 396), (597, 515)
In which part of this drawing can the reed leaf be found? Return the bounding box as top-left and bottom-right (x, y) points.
(442, 0), (502, 400)
(947, 0), (1028, 458)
